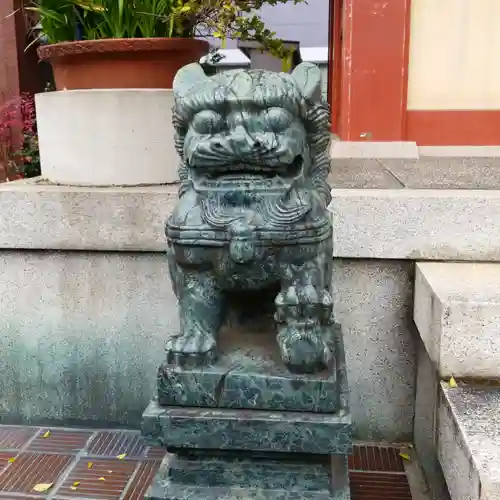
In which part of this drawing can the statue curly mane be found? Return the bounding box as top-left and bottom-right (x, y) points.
(170, 65), (331, 208)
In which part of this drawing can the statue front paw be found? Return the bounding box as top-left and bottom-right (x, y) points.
(275, 285), (334, 373)
(165, 329), (217, 368)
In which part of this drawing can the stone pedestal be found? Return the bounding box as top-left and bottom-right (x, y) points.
(142, 324), (352, 499)
(35, 89), (179, 186)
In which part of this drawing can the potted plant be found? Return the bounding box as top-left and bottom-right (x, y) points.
(23, 0), (306, 90)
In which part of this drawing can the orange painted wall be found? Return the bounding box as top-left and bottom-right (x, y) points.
(335, 0), (411, 141)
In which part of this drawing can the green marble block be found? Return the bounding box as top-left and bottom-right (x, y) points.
(142, 400), (352, 455)
(157, 324), (345, 413)
(145, 452), (350, 500)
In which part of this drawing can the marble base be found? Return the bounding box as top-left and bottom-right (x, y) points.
(158, 324), (343, 413)
(142, 400), (352, 455)
(145, 451), (350, 500)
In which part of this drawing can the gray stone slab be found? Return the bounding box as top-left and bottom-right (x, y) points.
(157, 323), (342, 413)
(329, 189), (500, 260)
(381, 157), (500, 189)
(142, 400), (352, 455)
(415, 262), (500, 378)
(328, 159), (402, 188)
(438, 383), (500, 500)
(0, 179), (177, 252)
(414, 340), (451, 500)
(0, 251), (178, 428)
(332, 260), (415, 442)
(145, 452), (350, 500)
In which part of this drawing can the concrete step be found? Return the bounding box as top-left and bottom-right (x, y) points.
(438, 382), (500, 500)
(414, 262), (500, 379)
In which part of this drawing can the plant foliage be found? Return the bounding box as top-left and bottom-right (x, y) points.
(0, 93), (41, 181)
(23, 0), (306, 59)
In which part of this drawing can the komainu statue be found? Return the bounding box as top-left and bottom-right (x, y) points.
(166, 62), (333, 374)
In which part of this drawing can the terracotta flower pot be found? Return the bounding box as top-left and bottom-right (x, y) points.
(37, 38), (210, 90)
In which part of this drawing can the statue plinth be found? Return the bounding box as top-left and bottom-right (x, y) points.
(141, 61), (352, 499)
(142, 321), (352, 499)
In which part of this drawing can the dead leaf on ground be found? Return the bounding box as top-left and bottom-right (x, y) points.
(33, 483), (53, 493)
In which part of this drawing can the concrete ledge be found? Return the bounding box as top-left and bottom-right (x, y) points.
(0, 179), (177, 251)
(414, 262), (500, 379)
(419, 146), (500, 157)
(330, 189), (500, 260)
(438, 382), (500, 500)
(4, 181), (500, 262)
(330, 141), (419, 159)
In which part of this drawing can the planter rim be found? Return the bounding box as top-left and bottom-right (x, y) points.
(37, 37), (210, 60)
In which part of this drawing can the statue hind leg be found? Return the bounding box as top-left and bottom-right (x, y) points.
(166, 244), (223, 367)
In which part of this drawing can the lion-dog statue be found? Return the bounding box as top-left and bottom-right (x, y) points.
(165, 61), (334, 374)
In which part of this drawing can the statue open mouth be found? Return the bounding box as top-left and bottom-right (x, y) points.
(192, 155), (304, 183)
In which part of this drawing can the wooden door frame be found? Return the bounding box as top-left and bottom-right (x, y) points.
(328, 0), (412, 141)
(327, 0), (343, 134)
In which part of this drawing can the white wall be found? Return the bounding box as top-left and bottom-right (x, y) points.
(408, 0), (500, 110)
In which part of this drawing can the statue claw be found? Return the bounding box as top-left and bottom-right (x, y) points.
(275, 284), (334, 373)
(165, 330), (217, 368)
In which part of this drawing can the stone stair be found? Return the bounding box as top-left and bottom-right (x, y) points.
(413, 262), (500, 500)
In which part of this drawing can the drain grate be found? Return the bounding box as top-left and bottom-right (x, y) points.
(349, 445), (412, 500)
(350, 445), (406, 473)
(350, 472), (413, 500)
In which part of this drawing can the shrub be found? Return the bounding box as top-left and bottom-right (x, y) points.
(0, 93), (41, 181)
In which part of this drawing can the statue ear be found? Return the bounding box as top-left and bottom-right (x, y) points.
(173, 63), (208, 97)
(291, 62), (322, 102)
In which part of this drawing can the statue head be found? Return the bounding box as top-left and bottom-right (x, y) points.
(171, 63), (331, 207)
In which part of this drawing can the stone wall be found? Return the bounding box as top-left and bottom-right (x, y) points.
(2, 182), (498, 441)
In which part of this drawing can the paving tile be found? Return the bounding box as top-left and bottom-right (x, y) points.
(28, 429), (93, 455)
(87, 431), (147, 459)
(329, 159), (403, 189)
(381, 157), (500, 189)
(122, 461), (161, 500)
(0, 453), (73, 494)
(0, 428), (37, 451)
(55, 457), (138, 500)
(350, 472), (412, 500)
(349, 445), (405, 473)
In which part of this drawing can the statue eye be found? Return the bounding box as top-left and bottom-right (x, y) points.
(263, 107), (293, 131)
(192, 110), (225, 135)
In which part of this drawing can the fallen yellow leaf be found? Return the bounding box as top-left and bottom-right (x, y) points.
(98, 477), (106, 481)
(70, 486), (78, 491)
(8, 457), (15, 463)
(72, 481), (80, 487)
(87, 462), (93, 469)
(449, 376), (458, 388)
(399, 453), (411, 461)
(42, 431), (51, 438)
(108, 470), (113, 474)
(117, 453), (127, 460)
(33, 483), (53, 493)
